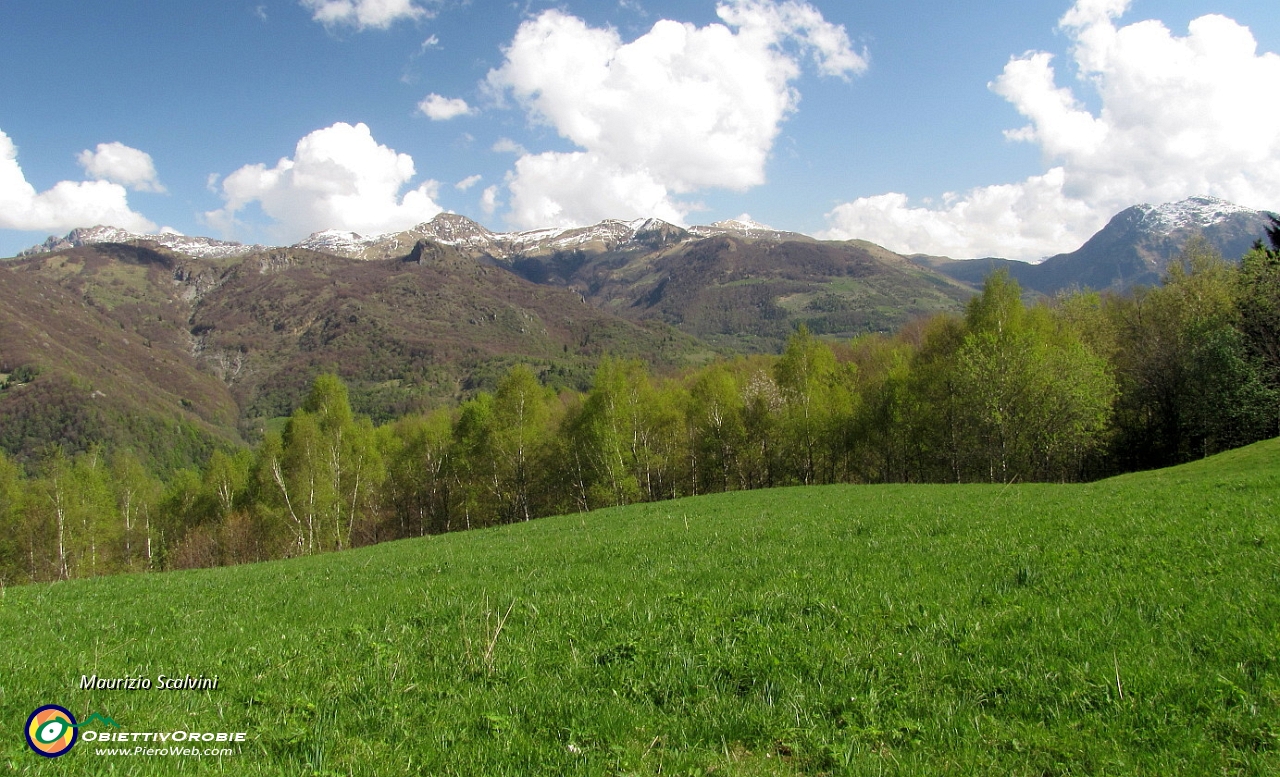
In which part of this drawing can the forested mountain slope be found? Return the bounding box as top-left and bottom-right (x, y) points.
(0, 239), (707, 467)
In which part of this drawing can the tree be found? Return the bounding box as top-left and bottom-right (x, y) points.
(1238, 219), (1280, 400)
(1106, 237), (1277, 467)
(773, 325), (851, 485)
(31, 447), (120, 578)
(950, 273), (1115, 482)
(847, 333), (917, 483)
(260, 374), (384, 554)
(901, 313), (968, 482)
(688, 364), (748, 494)
(156, 467), (206, 568)
(1179, 320), (1278, 454)
(0, 452), (25, 584)
(451, 392), (498, 529)
(202, 449), (251, 523)
(490, 366), (552, 522)
(109, 450), (163, 572)
(567, 358), (681, 508)
(385, 409), (454, 537)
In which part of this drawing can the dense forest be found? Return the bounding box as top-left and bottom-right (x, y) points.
(1, 228), (1278, 585)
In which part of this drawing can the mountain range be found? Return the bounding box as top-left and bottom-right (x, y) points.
(2, 195), (1275, 468)
(912, 196), (1277, 294)
(19, 195), (1276, 295)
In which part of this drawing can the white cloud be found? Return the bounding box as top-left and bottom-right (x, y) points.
(505, 151), (688, 227)
(491, 138), (526, 155)
(301, 0), (428, 30)
(204, 122), (442, 242)
(487, 0), (864, 229)
(417, 94), (473, 121)
(77, 141), (166, 193)
(715, 0), (868, 79)
(822, 1), (1280, 261)
(455, 174), (482, 191)
(823, 168), (1096, 260)
(0, 129), (157, 234)
(480, 184), (500, 216)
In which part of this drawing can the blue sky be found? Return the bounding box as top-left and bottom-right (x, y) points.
(2, 0), (1277, 260)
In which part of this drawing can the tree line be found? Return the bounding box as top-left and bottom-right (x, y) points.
(2, 228), (1278, 584)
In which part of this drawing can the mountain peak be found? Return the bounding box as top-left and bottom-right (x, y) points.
(1132, 195), (1259, 235)
(294, 229), (379, 256)
(19, 225), (262, 259)
(709, 216), (775, 231)
(689, 216), (812, 242)
(417, 212), (495, 240)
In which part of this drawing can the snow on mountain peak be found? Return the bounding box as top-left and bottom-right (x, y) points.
(413, 213), (496, 243)
(689, 215), (811, 242)
(19, 226), (263, 259)
(709, 215), (774, 231)
(1139, 196), (1258, 235)
(295, 229), (381, 256)
(16, 212), (813, 262)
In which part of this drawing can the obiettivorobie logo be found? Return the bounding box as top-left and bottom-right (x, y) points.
(24, 705), (246, 759)
(24, 706), (119, 758)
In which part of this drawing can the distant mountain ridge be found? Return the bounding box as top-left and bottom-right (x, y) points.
(18, 225), (267, 260)
(283, 214), (815, 261)
(14, 196), (1278, 346)
(17, 215), (812, 263)
(914, 196), (1278, 295)
(17, 196), (1277, 299)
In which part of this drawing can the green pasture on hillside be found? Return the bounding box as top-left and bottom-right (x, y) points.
(2, 439), (1278, 775)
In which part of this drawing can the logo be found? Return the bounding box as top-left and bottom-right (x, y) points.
(25, 705), (78, 758)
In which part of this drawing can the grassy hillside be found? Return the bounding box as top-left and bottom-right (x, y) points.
(2, 439), (1277, 775)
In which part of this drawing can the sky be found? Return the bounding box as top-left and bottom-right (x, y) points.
(1, 0), (1278, 261)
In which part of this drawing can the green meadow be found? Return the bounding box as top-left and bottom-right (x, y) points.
(3, 439), (1278, 775)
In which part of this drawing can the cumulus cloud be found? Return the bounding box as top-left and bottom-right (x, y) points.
(505, 151), (688, 227)
(0, 129), (157, 234)
(823, 169), (1097, 260)
(301, 0), (428, 30)
(417, 94), (473, 121)
(77, 141), (166, 193)
(716, 0), (868, 78)
(822, 1), (1280, 261)
(487, 0), (865, 228)
(455, 174), (482, 191)
(204, 122), (442, 241)
(480, 184), (500, 216)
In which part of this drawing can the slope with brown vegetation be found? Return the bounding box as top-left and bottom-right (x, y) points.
(507, 235), (974, 350)
(0, 245), (241, 469)
(0, 238), (710, 466)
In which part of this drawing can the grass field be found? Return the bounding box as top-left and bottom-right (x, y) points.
(3, 439), (1278, 775)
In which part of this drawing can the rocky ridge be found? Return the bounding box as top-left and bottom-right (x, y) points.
(292, 214), (810, 261)
(20, 213), (815, 263)
(19, 226), (265, 260)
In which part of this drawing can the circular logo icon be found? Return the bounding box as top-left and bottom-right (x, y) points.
(25, 705), (78, 758)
